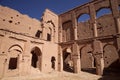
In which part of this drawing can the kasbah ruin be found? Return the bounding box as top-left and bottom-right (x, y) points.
(0, 0), (120, 80)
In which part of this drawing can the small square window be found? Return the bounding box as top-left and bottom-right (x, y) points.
(9, 58), (17, 70)
(35, 30), (42, 38)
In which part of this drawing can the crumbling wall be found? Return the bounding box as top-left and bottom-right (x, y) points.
(0, 5), (59, 77)
(0, 6), (41, 38)
(80, 44), (94, 69)
(77, 21), (93, 40)
(96, 14), (116, 36)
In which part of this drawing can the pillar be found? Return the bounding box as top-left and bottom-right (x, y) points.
(116, 37), (120, 62)
(116, 18), (120, 34)
(72, 11), (78, 40)
(110, 0), (120, 33)
(24, 40), (31, 54)
(18, 53), (22, 76)
(93, 40), (104, 75)
(72, 42), (81, 73)
(0, 55), (7, 78)
(0, 35), (9, 77)
(89, 3), (98, 37)
(110, 0), (120, 62)
(58, 17), (63, 43)
(58, 45), (63, 71)
(95, 57), (104, 75)
(23, 40), (31, 75)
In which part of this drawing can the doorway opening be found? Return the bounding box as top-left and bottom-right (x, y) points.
(51, 56), (56, 70)
(103, 44), (120, 75)
(62, 48), (73, 72)
(31, 47), (42, 70)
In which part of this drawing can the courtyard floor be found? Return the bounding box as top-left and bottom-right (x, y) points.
(1, 71), (120, 80)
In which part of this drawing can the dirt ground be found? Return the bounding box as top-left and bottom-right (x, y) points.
(1, 71), (120, 80)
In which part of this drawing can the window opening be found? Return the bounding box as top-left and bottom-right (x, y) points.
(51, 56), (56, 69)
(9, 58), (17, 70)
(35, 30), (42, 38)
(78, 14), (90, 22)
(47, 33), (51, 41)
(96, 8), (111, 18)
(31, 51), (38, 68)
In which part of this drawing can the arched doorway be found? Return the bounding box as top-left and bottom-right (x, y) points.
(31, 47), (42, 71)
(62, 48), (73, 72)
(80, 45), (95, 74)
(103, 44), (120, 74)
(8, 45), (23, 70)
(6, 44), (23, 76)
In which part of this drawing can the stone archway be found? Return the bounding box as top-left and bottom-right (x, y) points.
(80, 45), (94, 69)
(31, 47), (42, 71)
(62, 48), (73, 72)
(103, 44), (119, 72)
(8, 45), (23, 70)
(6, 44), (23, 76)
(80, 45), (95, 74)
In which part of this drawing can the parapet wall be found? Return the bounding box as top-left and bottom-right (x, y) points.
(0, 6), (41, 37)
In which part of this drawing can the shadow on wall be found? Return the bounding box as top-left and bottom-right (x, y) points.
(98, 59), (120, 80)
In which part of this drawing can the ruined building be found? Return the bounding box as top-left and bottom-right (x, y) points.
(0, 0), (120, 77)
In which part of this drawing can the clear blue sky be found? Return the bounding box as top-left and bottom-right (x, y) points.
(0, 0), (90, 20)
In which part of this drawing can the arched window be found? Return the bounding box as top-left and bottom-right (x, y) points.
(77, 14), (90, 22)
(51, 56), (56, 69)
(96, 8), (111, 18)
(62, 21), (74, 41)
(47, 27), (52, 41)
(47, 20), (56, 41)
(8, 45), (22, 70)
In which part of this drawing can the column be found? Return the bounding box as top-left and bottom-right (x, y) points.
(110, 0), (120, 62)
(72, 11), (78, 40)
(24, 40), (30, 54)
(95, 57), (104, 75)
(58, 45), (63, 71)
(58, 17), (63, 42)
(89, 3), (98, 37)
(110, 0), (120, 33)
(72, 42), (81, 73)
(0, 55), (7, 77)
(23, 40), (31, 75)
(116, 18), (120, 34)
(116, 37), (120, 62)
(93, 40), (104, 75)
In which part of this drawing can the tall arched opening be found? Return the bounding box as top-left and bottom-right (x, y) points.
(77, 13), (90, 23)
(62, 21), (74, 42)
(96, 8), (111, 18)
(8, 44), (23, 70)
(62, 48), (73, 72)
(103, 44), (120, 74)
(80, 45), (95, 74)
(31, 47), (42, 71)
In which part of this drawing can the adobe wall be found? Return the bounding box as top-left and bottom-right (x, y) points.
(58, 0), (120, 75)
(0, 6), (41, 37)
(0, 6), (59, 78)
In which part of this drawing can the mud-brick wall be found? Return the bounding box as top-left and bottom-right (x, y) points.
(96, 14), (117, 37)
(79, 44), (94, 69)
(0, 6), (41, 37)
(77, 21), (93, 40)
